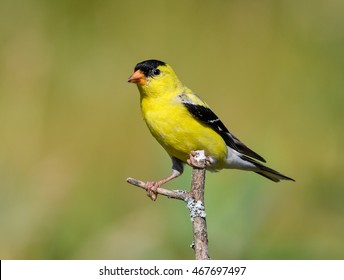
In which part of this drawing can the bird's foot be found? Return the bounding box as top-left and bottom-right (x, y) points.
(187, 151), (211, 168)
(145, 172), (181, 201)
(145, 181), (160, 201)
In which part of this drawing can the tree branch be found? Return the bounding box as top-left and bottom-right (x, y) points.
(126, 177), (191, 201)
(126, 150), (210, 260)
(188, 150), (210, 260)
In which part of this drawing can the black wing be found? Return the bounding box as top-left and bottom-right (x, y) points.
(182, 100), (266, 162)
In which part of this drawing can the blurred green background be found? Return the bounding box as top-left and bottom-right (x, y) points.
(1, 0), (343, 259)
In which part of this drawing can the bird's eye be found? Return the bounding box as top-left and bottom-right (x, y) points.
(153, 69), (160, 76)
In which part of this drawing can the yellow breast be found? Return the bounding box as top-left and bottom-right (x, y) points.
(141, 94), (227, 165)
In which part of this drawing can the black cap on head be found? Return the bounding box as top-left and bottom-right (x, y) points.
(134, 59), (166, 77)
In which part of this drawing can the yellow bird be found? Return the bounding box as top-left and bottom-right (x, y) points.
(128, 59), (294, 200)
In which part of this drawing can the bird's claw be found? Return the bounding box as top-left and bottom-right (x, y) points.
(187, 151), (199, 167)
(187, 151), (211, 168)
(145, 181), (160, 201)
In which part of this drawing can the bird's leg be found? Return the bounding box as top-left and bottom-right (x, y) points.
(145, 170), (181, 201)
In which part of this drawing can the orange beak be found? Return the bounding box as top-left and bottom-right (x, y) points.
(128, 70), (146, 85)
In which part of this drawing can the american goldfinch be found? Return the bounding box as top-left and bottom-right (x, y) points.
(128, 59), (294, 200)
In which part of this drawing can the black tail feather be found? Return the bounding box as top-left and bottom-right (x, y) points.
(240, 155), (295, 182)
